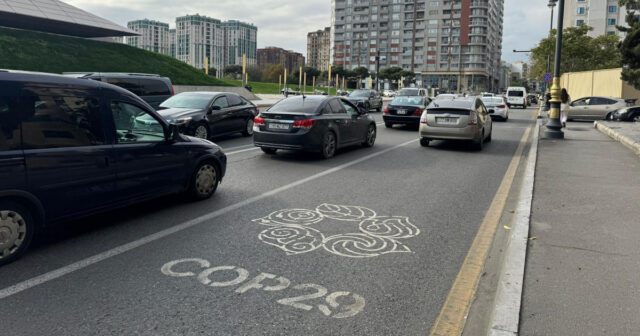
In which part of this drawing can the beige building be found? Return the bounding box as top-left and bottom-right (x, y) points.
(307, 27), (331, 71)
(563, 0), (629, 38)
(175, 14), (225, 71)
(126, 19), (170, 55)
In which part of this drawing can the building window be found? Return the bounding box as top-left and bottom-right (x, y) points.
(577, 7), (586, 15)
(430, 1), (439, 6)
(606, 31), (616, 35)
(609, 5), (617, 13)
(576, 19), (584, 25)
(608, 18), (616, 25)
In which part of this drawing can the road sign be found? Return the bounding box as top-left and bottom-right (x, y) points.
(543, 73), (553, 82)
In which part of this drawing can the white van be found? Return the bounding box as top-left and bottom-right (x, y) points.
(506, 87), (527, 109)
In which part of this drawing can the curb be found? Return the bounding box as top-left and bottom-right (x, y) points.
(487, 120), (540, 336)
(594, 121), (640, 156)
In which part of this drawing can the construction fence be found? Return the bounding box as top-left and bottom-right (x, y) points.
(559, 68), (640, 101)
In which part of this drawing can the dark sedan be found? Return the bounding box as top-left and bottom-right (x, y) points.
(346, 89), (383, 112)
(155, 92), (258, 139)
(253, 96), (377, 159)
(383, 96), (431, 128)
(611, 106), (640, 122)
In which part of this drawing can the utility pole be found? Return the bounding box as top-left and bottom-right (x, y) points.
(375, 51), (381, 91)
(545, 0), (565, 139)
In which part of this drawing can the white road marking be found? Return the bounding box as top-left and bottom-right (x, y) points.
(226, 147), (261, 155)
(254, 204), (420, 258)
(0, 139), (417, 300)
(222, 144), (255, 152)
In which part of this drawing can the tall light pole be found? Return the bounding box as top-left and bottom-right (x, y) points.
(545, 0), (558, 95)
(545, 0), (565, 139)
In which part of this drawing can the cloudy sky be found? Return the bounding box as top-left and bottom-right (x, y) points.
(66, 0), (553, 65)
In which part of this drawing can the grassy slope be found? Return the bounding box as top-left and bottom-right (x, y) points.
(0, 27), (230, 86)
(219, 78), (351, 95)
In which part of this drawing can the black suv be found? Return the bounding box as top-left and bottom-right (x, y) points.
(0, 70), (227, 265)
(64, 72), (174, 109)
(346, 89), (383, 112)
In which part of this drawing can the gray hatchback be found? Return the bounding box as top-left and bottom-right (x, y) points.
(419, 97), (493, 150)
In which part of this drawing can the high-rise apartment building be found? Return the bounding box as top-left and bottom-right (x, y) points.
(175, 14), (225, 71)
(257, 47), (305, 74)
(222, 20), (258, 67)
(169, 29), (176, 58)
(307, 27), (331, 71)
(563, 0), (629, 38)
(331, 0), (504, 92)
(126, 19), (170, 55)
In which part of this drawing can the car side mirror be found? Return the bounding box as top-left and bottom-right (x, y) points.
(209, 105), (221, 114)
(167, 123), (181, 141)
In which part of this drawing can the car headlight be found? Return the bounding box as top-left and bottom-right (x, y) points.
(174, 117), (192, 125)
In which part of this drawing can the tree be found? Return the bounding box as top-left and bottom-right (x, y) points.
(262, 64), (284, 83)
(352, 66), (370, 80)
(223, 65), (243, 79)
(618, 0), (640, 89)
(246, 65), (262, 82)
(529, 25), (621, 80)
(207, 67), (217, 77)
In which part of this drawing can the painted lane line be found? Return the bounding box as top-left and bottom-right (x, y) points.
(487, 119), (540, 336)
(226, 147), (261, 155)
(0, 139), (417, 300)
(222, 144), (255, 152)
(429, 110), (537, 336)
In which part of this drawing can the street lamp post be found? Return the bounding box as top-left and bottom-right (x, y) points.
(545, 0), (558, 95)
(545, 0), (565, 139)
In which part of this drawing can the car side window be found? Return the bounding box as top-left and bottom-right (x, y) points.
(105, 78), (143, 96)
(572, 98), (587, 106)
(341, 100), (359, 116)
(226, 94), (243, 107)
(110, 101), (165, 144)
(21, 92), (106, 149)
(0, 96), (21, 151)
(138, 79), (171, 96)
(212, 96), (229, 109)
(328, 99), (347, 114)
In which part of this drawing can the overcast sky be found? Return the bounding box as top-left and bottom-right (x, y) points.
(66, 0), (553, 65)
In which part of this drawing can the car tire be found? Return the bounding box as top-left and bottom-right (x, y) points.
(0, 200), (35, 266)
(363, 124), (376, 147)
(364, 102), (371, 111)
(473, 132), (484, 151)
(194, 122), (210, 139)
(385, 122), (393, 128)
(420, 137), (430, 147)
(485, 130), (492, 142)
(376, 104), (382, 112)
(242, 118), (254, 136)
(189, 161), (219, 200)
(605, 113), (614, 121)
(320, 131), (337, 159)
(261, 147), (277, 154)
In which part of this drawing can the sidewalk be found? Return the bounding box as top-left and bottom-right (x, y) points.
(520, 122), (640, 335)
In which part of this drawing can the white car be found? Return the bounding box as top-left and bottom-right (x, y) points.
(506, 86), (527, 109)
(481, 96), (509, 121)
(383, 90), (396, 97)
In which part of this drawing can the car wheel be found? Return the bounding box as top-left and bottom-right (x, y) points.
(189, 161), (219, 200)
(632, 113), (640, 122)
(320, 131), (337, 159)
(485, 130), (492, 142)
(364, 102), (371, 111)
(242, 118), (254, 136)
(261, 147), (277, 154)
(473, 132), (484, 150)
(504, 114), (509, 122)
(194, 123), (210, 139)
(605, 113), (614, 121)
(376, 104), (382, 112)
(363, 124), (376, 147)
(385, 122), (393, 128)
(420, 137), (430, 147)
(0, 201), (35, 266)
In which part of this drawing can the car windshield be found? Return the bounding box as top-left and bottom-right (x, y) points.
(268, 97), (323, 113)
(508, 91), (524, 97)
(397, 88), (419, 96)
(392, 96), (425, 106)
(434, 94), (456, 100)
(160, 93), (213, 109)
(481, 97), (504, 105)
(349, 90), (371, 97)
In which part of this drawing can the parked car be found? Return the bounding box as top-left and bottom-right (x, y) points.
(433, 94), (458, 101)
(506, 86), (528, 109)
(0, 70), (227, 265)
(313, 89), (328, 95)
(383, 90), (396, 97)
(337, 89), (350, 96)
(610, 106), (640, 121)
(383, 95), (432, 128)
(253, 96), (377, 159)
(281, 87), (300, 95)
(419, 97), (493, 150)
(481, 96), (509, 121)
(527, 94), (538, 104)
(156, 92), (258, 139)
(397, 88), (428, 97)
(567, 96), (630, 120)
(346, 89), (383, 112)
(63, 72), (173, 109)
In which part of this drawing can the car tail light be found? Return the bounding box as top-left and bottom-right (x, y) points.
(292, 119), (316, 129)
(412, 107), (423, 116)
(383, 106), (390, 114)
(171, 85), (175, 95)
(254, 116), (265, 126)
(420, 115), (427, 124)
(497, 105), (506, 108)
(469, 111), (478, 125)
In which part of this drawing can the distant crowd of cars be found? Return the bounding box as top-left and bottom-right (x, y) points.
(1, 69), (638, 266)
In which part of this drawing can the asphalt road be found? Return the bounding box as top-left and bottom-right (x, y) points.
(0, 106), (536, 336)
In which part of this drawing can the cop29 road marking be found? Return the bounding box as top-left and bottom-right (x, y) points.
(0, 138), (417, 300)
(161, 258), (365, 318)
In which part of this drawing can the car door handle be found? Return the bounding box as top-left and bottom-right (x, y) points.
(335, 120), (345, 124)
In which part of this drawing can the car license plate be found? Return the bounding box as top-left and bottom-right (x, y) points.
(267, 123), (290, 130)
(436, 117), (458, 125)
(397, 109), (407, 115)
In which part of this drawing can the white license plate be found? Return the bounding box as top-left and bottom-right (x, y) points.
(397, 109), (407, 115)
(267, 123), (290, 130)
(436, 117), (458, 124)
